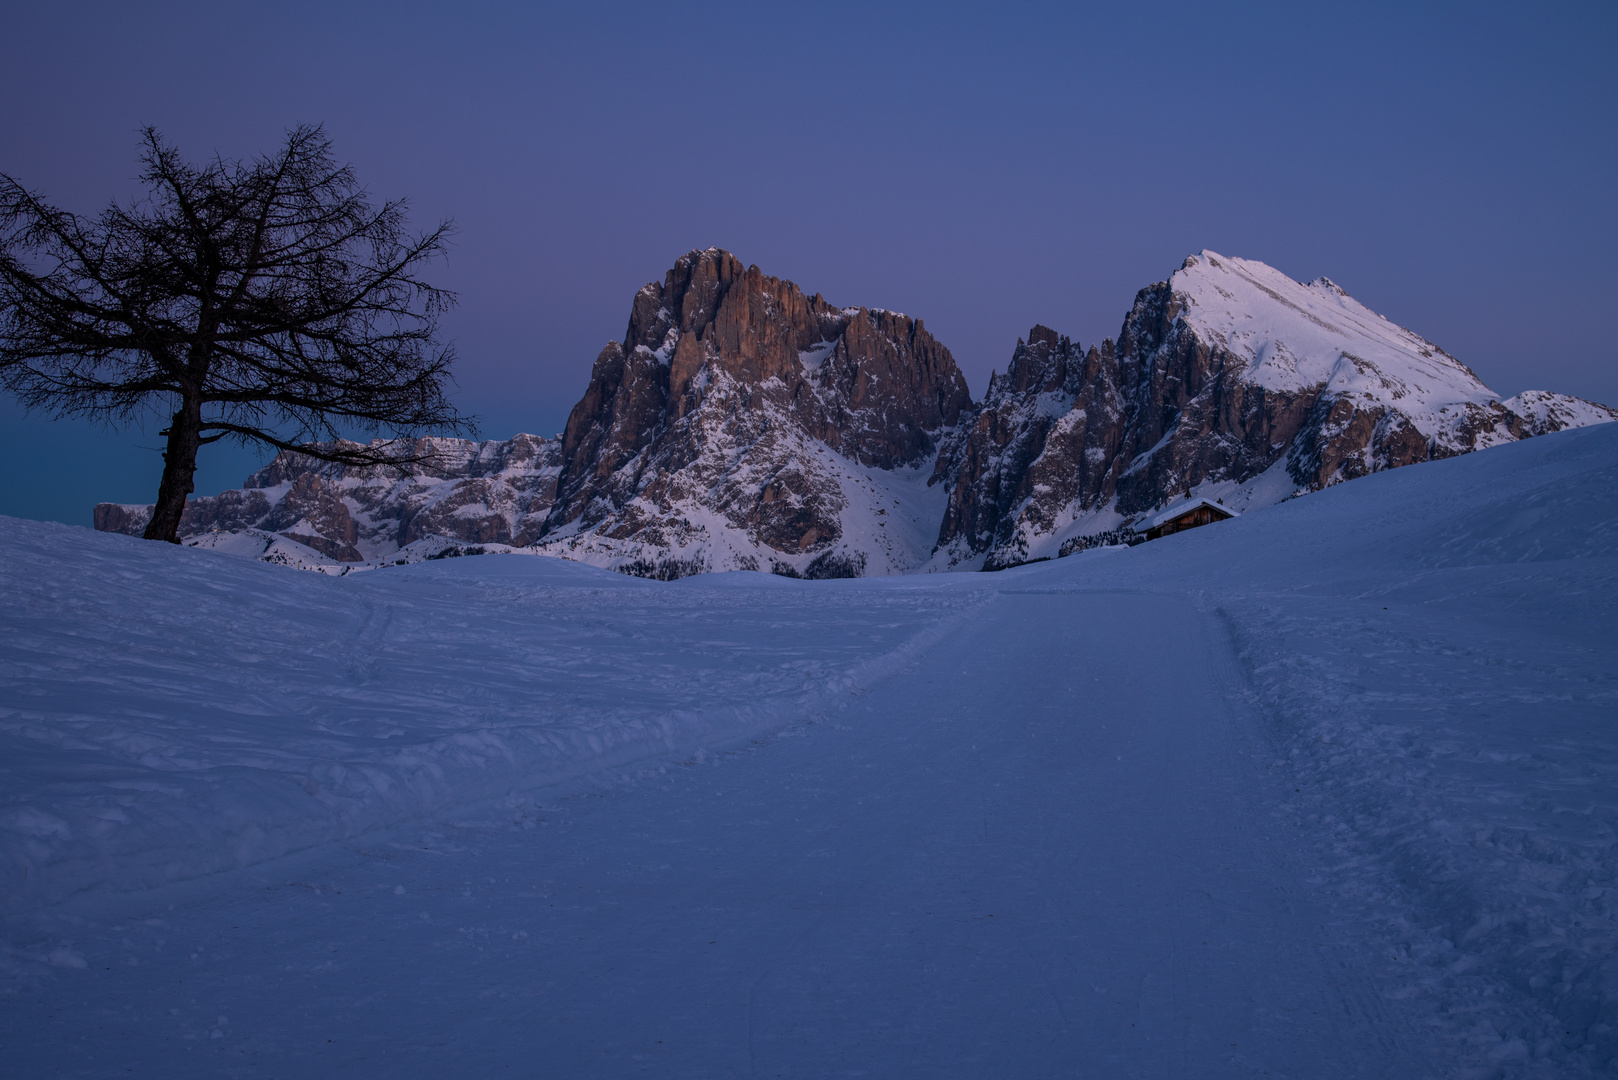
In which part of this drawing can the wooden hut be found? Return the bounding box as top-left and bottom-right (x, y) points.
(1138, 497), (1238, 541)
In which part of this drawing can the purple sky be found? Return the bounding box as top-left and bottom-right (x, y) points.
(3, 1), (1615, 525)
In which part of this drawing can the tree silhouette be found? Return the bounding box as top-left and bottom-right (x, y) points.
(0, 125), (472, 542)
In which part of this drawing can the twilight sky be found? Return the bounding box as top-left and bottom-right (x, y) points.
(3, 1), (1615, 525)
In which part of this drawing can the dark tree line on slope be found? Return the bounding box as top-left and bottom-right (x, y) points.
(0, 125), (471, 543)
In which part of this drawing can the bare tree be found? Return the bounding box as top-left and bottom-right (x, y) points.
(0, 125), (473, 542)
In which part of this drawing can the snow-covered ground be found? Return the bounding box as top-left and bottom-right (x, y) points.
(0, 528), (981, 915)
(2, 422), (1615, 1077)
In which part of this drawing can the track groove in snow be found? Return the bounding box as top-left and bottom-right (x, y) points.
(6, 591), (1434, 1076)
(2, 422), (1616, 1076)
(0, 532), (983, 914)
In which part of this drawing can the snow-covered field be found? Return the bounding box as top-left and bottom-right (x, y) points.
(0, 529), (981, 914)
(2, 423), (1615, 1077)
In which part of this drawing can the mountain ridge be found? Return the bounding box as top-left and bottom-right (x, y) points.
(930, 250), (1616, 569)
(94, 248), (1616, 575)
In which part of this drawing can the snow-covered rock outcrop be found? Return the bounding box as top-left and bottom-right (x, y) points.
(95, 433), (562, 568)
(931, 251), (1617, 569)
(94, 249), (1614, 577)
(533, 247), (971, 578)
(95, 249), (973, 578)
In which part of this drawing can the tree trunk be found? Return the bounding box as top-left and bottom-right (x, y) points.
(144, 397), (203, 543)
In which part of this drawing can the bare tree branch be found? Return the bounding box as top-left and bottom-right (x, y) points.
(0, 125), (474, 542)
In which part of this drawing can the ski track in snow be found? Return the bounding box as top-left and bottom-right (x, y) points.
(2, 423), (1617, 1077)
(0, 536), (984, 914)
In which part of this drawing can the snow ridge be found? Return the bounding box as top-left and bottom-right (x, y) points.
(1175, 251), (1495, 415)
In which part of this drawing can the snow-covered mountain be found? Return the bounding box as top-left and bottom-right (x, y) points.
(930, 251), (1616, 569)
(531, 247), (971, 578)
(94, 249), (1614, 575)
(99, 248), (974, 577)
(94, 434), (562, 570)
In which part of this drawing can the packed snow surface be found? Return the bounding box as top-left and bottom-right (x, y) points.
(3, 423), (1617, 1077)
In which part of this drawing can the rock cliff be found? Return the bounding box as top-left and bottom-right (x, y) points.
(94, 248), (1615, 577)
(931, 252), (1617, 569)
(533, 248), (970, 576)
(95, 434), (562, 568)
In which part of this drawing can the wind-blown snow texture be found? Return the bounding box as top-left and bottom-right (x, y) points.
(0, 531), (976, 913)
(6, 423), (1617, 1077)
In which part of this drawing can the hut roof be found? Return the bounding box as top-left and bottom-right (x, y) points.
(1137, 497), (1239, 532)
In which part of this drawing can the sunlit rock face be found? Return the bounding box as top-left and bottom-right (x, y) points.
(94, 249), (1613, 577)
(534, 248), (972, 578)
(93, 249), (972, 578)
(931, 252), (1617, 570)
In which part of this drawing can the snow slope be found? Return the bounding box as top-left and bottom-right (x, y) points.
(1007, 422), (1618, 1074)
(4, 585), (1435, 1078)
(1175, 252), (1497, 411)
(3, 422), (1617, 1077)
(0, 526), (981, 913)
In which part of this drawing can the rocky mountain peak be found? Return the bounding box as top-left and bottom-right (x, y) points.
(544, 249), (971, 562)
(990, 324), (1077, 398)
(930, 252), (1617, 571)
(92, 248), (1615, 580)
(1168, 250), (1496, 408)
